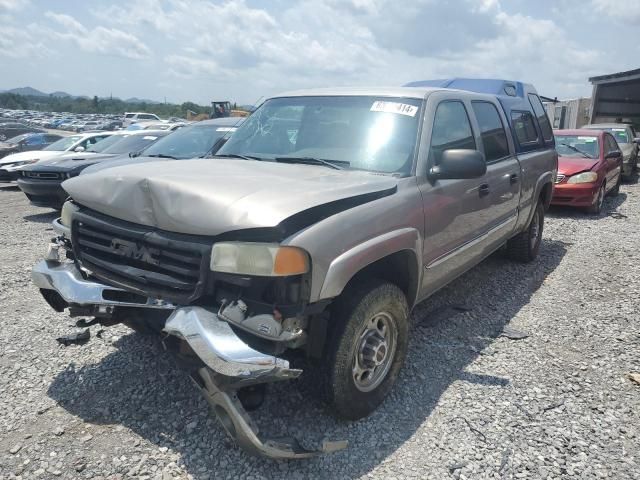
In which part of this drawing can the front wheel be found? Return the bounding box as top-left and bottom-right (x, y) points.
(609, 172), (621, 196)
(588, 183), (606, 214)
(322, 280), (409, 420)
(506, 199), (544, 263)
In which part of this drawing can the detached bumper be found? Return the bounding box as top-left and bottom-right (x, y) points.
(16, 177), (67, 208)
(32, 259), (346, 459)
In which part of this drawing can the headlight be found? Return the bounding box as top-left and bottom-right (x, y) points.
(60, 201), (79, 227)
(567, 172), (598, 184)
(210, 242), (309, 276)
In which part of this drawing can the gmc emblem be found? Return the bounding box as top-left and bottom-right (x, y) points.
(110, 238), (160, 265)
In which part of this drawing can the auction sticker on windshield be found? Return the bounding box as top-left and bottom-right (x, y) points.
(578, 137), (596, 141)
(370, 101), (418, 117)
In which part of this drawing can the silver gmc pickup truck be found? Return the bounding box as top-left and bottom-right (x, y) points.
(32, 79), (557, 459)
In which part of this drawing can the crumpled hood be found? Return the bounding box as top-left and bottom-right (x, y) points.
(0, 142), (17, 151)
(558, 156), (599, 176)
(0, 150), (63, 166)
(63, 158), (399, 236)
(81, 155), (178, 176)
(24, 153), (116, 172)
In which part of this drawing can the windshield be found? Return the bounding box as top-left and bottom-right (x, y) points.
(554, 135), (599, 159)
(217, 96), (422, 174)
(85, 135), (121, 152)
(101, 134), (163, 154)
(602, 128), (629, 144)
(43, 135), (83, 151)
(142, 123), (237, 159)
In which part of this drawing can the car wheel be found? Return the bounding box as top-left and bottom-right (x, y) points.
(609, 172), (621, 196)
(321, 279), (409, 420)
(588, 183), (606, 214)
(506, 199), (544, 263)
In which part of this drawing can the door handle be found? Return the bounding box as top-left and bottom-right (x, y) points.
(479, 184), (490, 197)
(510, 173), (519, 184)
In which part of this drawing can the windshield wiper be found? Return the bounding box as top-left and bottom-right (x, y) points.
(558, 143), (591, 159)
(147, 153), (177, 159)
(275, 156), (349, 170)
(213, 154), (264, 161)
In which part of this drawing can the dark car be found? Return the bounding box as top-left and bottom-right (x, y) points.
(81, 117), (244, 175)
(17, 130), (170, 208)
(0, 133), (64, 159)
(0, 122), (45, 141)
(552, 129), (623, 214)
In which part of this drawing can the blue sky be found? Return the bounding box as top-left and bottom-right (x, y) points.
(0, 0), (638, 105)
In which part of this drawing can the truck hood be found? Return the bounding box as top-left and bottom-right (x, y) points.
(0, 150), (63, 166)
(557, 156), (599, 176)
(62, 158), (399, 236)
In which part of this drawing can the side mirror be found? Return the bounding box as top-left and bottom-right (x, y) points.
(429, 149), (487, 180)
(633, 137), (640, 144)
(605, 150), (622, 159)
(74, 146), (85, 152)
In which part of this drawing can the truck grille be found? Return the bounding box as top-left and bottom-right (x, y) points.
(555, 174), (565, 184)
(71, 209), (212, 303)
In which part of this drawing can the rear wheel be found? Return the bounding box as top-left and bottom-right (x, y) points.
(506, 199), (544, 263)
(609, 173), (621, 196)
(321, 279), (409, 420)
(588, 183), (606, 214)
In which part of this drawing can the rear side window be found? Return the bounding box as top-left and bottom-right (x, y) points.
(528, 94), (553, 143)
(511, 111), (539, 146)
(429, 101), (476, 165)
(605, 134), (618, 154)
(471, 101), (510, 162)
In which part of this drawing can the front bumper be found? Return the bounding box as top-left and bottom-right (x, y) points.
(32, 259), (346, 459)
(17, 177), (67, 208)
(0, 168), (19, 182)
(551, 182), (599, 207)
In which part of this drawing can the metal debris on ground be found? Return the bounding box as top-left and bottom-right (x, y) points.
(500, 326), (529, 340)
(56, 328), (90, 346)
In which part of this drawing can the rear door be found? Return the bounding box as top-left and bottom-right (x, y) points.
(604, 133), (621, 187)
(469, 100), (520, 238)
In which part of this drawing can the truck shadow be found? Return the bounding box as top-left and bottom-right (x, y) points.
(47, 238), (567, 478)
(23, 211), (59, 224)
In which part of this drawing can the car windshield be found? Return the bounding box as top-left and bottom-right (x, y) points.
(602, 128), (629, 144)
(43, 135), (83, 151)
(217, 96), (422, 174)
(85, 135), (121, 152)
(554, 135), (599, 159)
(142, 123), (238, 159)
(6, 133), (29, 144)
(100, 134), (163, 154)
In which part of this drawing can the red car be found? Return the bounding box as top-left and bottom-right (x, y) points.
(552, 129), (623, 214)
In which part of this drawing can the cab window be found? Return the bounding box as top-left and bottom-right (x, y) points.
(471, 101), (510, 162)
(429, 101), (476, 165)
(511, 111), (539, 147)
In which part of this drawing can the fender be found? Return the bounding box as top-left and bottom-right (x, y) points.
(516, 170), (554, 233)
(318, 228), (422, 303)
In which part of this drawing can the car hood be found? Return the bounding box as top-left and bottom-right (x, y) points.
(63, 158), (399, 236)
(0, 150), (63, 165)
(0, 142), (18, 151)
(80, 155), (179, 176)
(25, 153), (117, 172)
(557, 156), (599, 176)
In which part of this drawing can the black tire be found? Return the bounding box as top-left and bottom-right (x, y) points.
(121, 310), (168, 335)
(609, 173), (621, 196)
(321, 279), (409, 420)
(587, 183), (605, 214)
(506, 199), (544, 263)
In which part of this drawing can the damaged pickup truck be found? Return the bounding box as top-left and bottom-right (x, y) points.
(32, 80), (557, 459)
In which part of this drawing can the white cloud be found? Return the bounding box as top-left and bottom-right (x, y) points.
(44, 11), (151, 60)
(592, 0), (640, 23)
(0, 0), (28, 11)
(0, 24), (50, 58)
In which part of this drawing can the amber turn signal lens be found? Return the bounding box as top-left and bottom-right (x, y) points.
(274, 247), (309, 276)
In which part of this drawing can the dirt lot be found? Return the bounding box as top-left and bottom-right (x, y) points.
(0, 181), (639, 479)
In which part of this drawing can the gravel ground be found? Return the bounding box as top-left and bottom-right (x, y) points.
(0, 181), (639, 480)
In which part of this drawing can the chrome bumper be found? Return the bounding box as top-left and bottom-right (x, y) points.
(32, 259), (347, 459)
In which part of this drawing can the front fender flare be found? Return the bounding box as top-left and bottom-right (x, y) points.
(318, 228), (422, 304)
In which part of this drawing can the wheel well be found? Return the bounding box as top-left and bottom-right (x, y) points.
(344, 250), (419, 307)
(540, 182), (553, 211)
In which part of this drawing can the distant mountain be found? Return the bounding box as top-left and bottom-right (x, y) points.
(7, 87), (47, 97)
(125, 97), (161, 105)
(50, 91), (73, 98)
